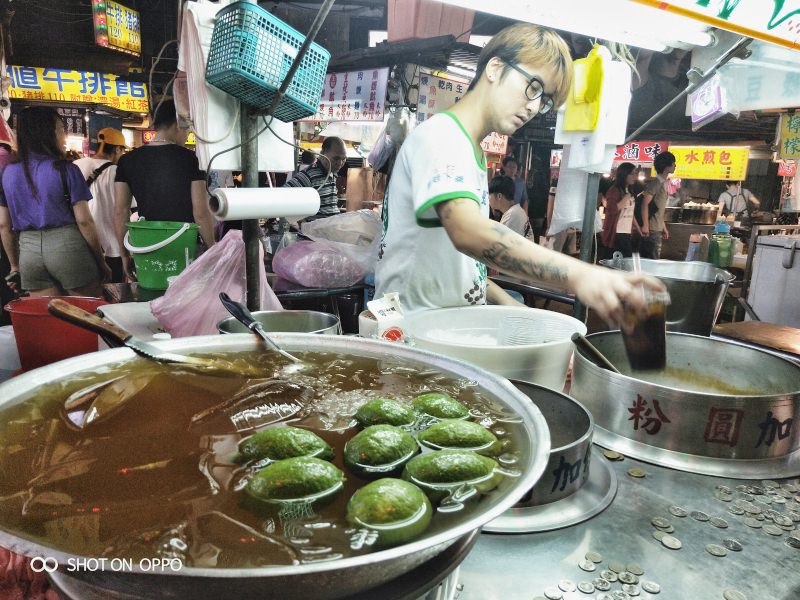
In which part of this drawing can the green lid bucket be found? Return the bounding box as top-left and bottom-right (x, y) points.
(124, 220), (199, 289)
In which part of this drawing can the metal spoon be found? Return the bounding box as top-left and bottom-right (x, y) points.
(218, 292), (306, 369)
(571, 332), (621, 374)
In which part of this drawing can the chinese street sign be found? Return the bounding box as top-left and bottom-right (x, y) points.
(631, 0), (800, 51)
(659, 146), (749, 181)
(614, 141), (669, 163)
(6, 66), (149, 113)
(92, 0), (141, 56)
(779, 113), (800, 160)
(306, 68), (389, 122)
(778, 161), (797, 177)
(416, 72), (509, 156)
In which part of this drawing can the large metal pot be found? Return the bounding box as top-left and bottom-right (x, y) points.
(681, 206), (718, 224)
(0, 334), (550, 600)
(218, 310), (341, 335)
(570, 332), (800, 478)
(600, 257), (733, 336)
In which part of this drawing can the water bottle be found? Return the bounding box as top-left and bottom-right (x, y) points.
(709, 219), (732, 268)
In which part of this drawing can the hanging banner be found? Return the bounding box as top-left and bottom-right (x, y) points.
(658, 146), (749, 181)
(6, 66), (148, 113)
(307, 68), (389, 122)
(778, 161), (797, 177)
(779, 113), (800, 160)
(416, 72), (509, 156)
(614, 141), (669, 163)
(631, 0), (800, 51)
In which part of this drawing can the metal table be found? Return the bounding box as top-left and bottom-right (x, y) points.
(458, 449), (800, 600)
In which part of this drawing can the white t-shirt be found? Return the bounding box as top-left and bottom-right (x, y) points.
(375, 112), (489, 313)
(501, 204), (533, 240)
(74, 157), (121, 257)
(616, 193), (635, 234)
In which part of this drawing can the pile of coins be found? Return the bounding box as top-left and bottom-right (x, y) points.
(533, 551), (662, 599)
(712, 480), (800, 551)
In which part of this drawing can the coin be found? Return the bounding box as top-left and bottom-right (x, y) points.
(661, 535), (682, 549)
(744, 517), (762, 528)
(735, 485), (748, 492)
(626, 563), (644, 576)
(787, 510), (800, 522)
(774, 514), (794, 527)
(585, 551), (603, 563)
(578, 559), (596, 572)
(651, 517), (671, 529)
(621, 583), (640, 596)
(716, 484), (733, 493)
(748, 485), (765, 495)
(662, 524), (675, 533)
(755, 513), (766, 521)
(668, 505), (688, 517)
(641, 580), (661, 594)
(559, 580), (577, 592)
(618, 572), (638, 585)
(758, 496), (773, 505)
(705, 543), (728, 557)
(785, 536), (800, 549)
(723, 590), (748, 600)
(764, 524), (783, 536)
(744, 504), (762, 515)
(776, 488), (793, 499)
(594, 578), (612, 591)
(544, 586), (563, 600)
(714, 491), (733, 502)
(577, 581), (595, 594)
(722, 538), (743, 552)
(774, 496), (787, 504)
(600, 569), (618, 582)
(627, 467), (646, 478)
(763, 479), (779, 489)
(611, 592), (631, 600)
(652, 530), (667, 541)
(608, 561), (625, 573)
(603, 450), (624, 461)
(597, 594), (614, 600)
(710, 517), (729, 528)
(690, 510), (710, 522)
(727, 505), (745, 516)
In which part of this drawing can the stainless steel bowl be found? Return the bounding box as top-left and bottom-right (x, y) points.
(0, 334), (551, 600)
(570, 332), (800, 478)
(600, 257), (733, 336)
(218, 310), (341, 335)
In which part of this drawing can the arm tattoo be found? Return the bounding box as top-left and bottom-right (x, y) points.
(477, 224), (569, 284)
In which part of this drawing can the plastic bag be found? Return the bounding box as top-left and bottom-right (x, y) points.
(151, 230), (282, 337)
(300, 210), (382, 275)
(273, 240), (366, 288)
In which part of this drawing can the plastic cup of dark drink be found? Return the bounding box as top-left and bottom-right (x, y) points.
(621, 290), (670, 370)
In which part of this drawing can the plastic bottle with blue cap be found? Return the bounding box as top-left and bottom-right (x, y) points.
(708, 218), (733, 267)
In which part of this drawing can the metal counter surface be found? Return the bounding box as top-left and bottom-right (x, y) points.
(458, 449), (800, 600)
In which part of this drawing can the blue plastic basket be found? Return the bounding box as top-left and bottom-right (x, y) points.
(206, 2), (330, 122)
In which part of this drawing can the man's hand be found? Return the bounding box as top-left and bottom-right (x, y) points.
(662, 226), (670, 240)
(641, 226), (650, 237)
(4, 270), (20, 292)
(571, 269), (666, 326)
(122, 256), (137, 283)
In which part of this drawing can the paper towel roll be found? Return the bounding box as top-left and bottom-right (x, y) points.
(210, 188), (320, 221)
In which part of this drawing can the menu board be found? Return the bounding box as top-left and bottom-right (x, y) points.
(92, 0), (141, 56)
(416, 73), (509, 156)
(307, 68), (389, 122)
(657, 146), (749, 181)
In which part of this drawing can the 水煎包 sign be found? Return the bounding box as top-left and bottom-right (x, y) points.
(779, 113), (800, 160)
(306, 68), (389, 122)
(657, 146), (749, 181)
(93, 0), (141, 56)
(614, 141), (670, 163)
(416, 72), (509, 156)
(6, 66), (148, 113)
(632, 0), (800, 51)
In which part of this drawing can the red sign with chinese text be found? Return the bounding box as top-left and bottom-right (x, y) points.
(614, 141), (669, 163)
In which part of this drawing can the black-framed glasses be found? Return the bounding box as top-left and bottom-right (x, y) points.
(504, 62), (555, 115)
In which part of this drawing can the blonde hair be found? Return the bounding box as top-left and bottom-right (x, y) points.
(473, 23), (573, 108)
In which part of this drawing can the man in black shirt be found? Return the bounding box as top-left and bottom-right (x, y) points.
(114, 99), (215, 281)
(284, 137), (347, 220)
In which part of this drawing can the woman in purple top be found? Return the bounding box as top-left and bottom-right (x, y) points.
(0, 107), (110, 297)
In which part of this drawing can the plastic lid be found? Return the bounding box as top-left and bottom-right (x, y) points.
(714, 222), (731, 234)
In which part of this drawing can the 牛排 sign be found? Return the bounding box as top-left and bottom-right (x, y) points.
(92, 0), (141, 56)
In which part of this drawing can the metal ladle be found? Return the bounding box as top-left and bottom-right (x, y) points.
(218, 292), (307, 371)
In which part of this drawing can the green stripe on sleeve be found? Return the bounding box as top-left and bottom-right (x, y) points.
(415, 191), (481, 226)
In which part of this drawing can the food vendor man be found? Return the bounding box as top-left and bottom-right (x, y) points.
(375, 23), (664, 323)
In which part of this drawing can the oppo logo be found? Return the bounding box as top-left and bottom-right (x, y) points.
(30, 557), (59, 573)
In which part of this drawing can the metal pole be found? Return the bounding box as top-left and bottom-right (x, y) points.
(240, 103), (262, 312)
(573, 172), (600, 321)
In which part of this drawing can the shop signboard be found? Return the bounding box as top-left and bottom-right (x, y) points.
(307, 68), (390, 122)
(779, 113), (800, 160)
(142, 129), (196, 146)
(9, 106), (87, 136)
(614, 141), (669, 163)
(657, 145), (749, 181)
(778, 161), (797, 177)
(632, 0), (800, 51)
(416, 72), (509, 155)
(6, 66), (148, 113)
(92, 0), (141, 56)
